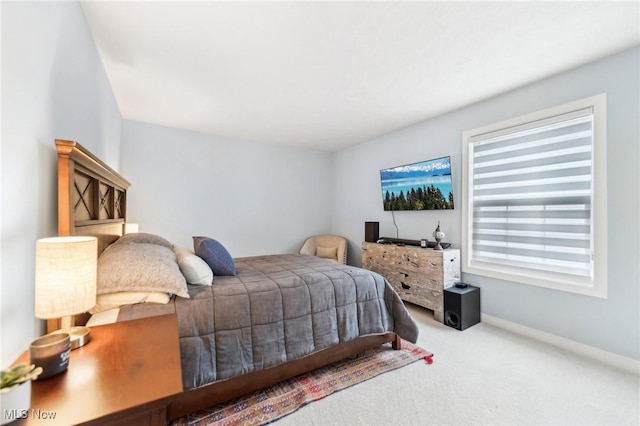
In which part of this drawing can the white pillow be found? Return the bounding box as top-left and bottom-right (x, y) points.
(174, 246), (214, 285)
(90, 291), (170, 314)
(86, 308), (120, 326)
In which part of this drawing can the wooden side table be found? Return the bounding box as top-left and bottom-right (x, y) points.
(14, 314), (183, 425)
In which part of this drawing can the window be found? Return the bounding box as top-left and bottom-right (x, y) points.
(461, 94), (607, 298)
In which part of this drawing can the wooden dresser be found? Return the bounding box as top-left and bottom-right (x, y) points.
(361, 242), (461, 322)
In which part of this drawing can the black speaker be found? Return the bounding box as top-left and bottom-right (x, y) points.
(444, 285), (480, 331)
(365, 222), (379, 242)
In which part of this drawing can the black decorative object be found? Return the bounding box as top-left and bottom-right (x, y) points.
(365, 222), (379, 243)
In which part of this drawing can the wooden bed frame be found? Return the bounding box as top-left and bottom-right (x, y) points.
(55, 139), (401, 422)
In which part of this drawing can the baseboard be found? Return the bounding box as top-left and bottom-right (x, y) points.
(481, 313), (640, 375)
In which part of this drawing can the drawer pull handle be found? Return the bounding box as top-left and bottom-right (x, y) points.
(401, 283), (411, 290)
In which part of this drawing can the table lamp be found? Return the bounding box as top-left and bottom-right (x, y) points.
(35, 236), (97, 349)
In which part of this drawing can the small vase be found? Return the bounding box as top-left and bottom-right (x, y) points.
(0, 381), (31, 425)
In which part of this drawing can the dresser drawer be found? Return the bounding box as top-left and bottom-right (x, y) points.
(390, 280), (443, 312)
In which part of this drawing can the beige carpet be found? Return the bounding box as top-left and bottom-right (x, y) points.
(274, 304), (639, 425)
(171, 340), (432, 426)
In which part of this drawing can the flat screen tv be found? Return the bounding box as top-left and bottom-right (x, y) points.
(380, 156), (454, 211)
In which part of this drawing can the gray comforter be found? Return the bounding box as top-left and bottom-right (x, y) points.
(176, 254), (418, 389)
(122, 254), (419, 390)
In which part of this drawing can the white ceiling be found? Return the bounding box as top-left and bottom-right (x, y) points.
(81, 1), (639, 152)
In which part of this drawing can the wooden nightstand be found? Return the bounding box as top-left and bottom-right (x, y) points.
(14, 314), (182, 425)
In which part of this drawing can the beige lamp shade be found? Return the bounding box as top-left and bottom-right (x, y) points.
(35, 236), (97, 319)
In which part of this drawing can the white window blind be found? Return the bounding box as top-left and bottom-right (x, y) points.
(469, 108), (595, 281)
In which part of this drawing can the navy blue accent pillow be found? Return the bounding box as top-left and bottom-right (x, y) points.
(193, 236), (236, 276)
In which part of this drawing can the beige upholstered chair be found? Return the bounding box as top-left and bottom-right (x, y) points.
(299, 235), (348, 264)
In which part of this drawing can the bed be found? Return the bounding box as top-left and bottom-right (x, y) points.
(54, 139), (419, 421)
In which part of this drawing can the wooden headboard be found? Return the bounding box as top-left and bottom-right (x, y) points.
(52, 140), (131, 332)
(55, 139), (131, 254)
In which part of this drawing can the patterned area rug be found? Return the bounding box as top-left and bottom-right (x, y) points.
(171, 340), (433, 426)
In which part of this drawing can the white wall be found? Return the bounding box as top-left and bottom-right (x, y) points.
(121, 121), (332, 257)
(332, 47), (640, 361)
(0, 2), (122, 367)
(1, 1), (637, 370)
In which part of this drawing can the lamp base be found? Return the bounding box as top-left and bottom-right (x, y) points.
(53, 326), (91, 350)
(68, 326), (91, 349)
(57, 315), (91, 349)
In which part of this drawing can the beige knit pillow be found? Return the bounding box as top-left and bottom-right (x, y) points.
(316, 246), (338, 260)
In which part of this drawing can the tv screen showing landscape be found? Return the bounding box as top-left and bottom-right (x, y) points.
(380, 156), (454, 211)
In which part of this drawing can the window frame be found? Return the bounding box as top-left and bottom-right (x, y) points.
(461, 94), (607, 298)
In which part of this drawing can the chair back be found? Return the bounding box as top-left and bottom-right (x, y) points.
(299, 235), (347, 264)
